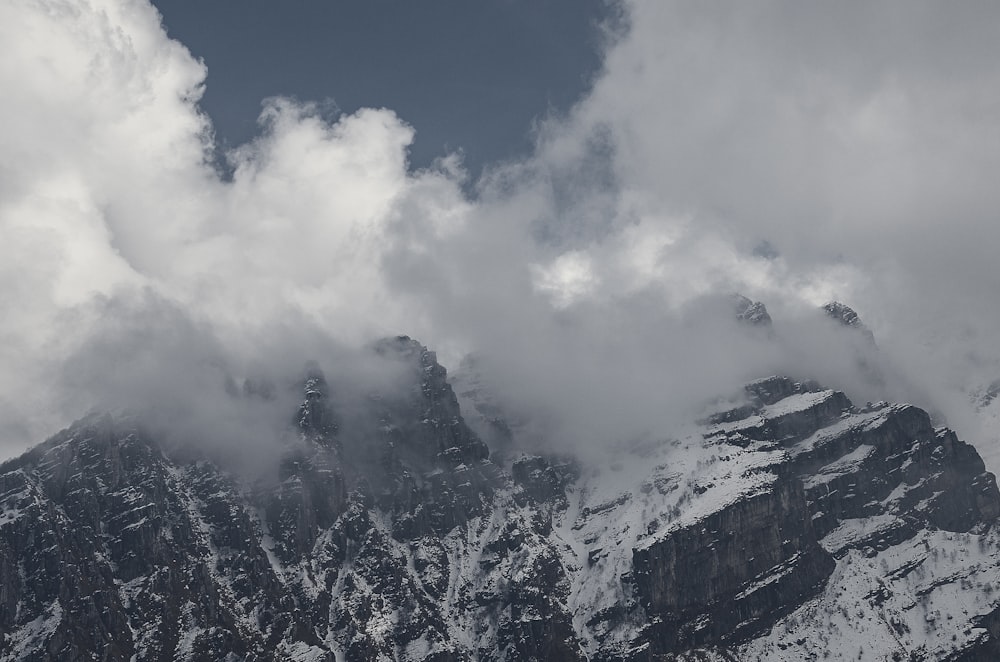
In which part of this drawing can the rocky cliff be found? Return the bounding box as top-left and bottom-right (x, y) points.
(3, 338), (1000, 661)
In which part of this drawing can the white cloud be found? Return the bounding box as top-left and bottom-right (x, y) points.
(3, 0), (1000, 465)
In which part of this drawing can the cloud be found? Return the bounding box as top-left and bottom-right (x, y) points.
(3, 0), (1000, 467)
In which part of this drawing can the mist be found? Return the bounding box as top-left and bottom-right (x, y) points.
(3, 0), (1000, 470)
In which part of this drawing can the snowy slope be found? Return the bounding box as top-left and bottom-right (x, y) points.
(2, 346), (1000, 660)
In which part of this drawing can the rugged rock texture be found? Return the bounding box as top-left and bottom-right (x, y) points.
(3, 345), (1000, 660)
(823, 301), (876, 345)
(633, 474), (834, 652)
(732, 294), (772, 327)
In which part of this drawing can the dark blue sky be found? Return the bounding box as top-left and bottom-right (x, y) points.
(152, 0), (613, 177)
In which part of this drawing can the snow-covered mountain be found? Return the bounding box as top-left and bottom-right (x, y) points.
(3, 325), (1000, 661)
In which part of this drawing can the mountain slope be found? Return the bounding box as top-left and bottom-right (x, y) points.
(2, 341), (1000, 661)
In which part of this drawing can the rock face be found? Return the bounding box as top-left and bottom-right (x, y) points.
(823, 301), (876, 344)
(732, 294), (773, 327)
(632, 473), (834, 652)
(3, 345), (1000, 660)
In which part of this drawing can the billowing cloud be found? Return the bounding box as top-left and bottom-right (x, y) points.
(3, 0), (1000, 468)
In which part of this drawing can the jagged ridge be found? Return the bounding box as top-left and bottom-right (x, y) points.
(2, 347), (1000, 660)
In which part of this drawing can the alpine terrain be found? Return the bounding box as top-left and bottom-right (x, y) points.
(3, 305), (1000, 661)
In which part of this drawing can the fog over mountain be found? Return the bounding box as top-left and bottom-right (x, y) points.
(3, 0), (1000, 469)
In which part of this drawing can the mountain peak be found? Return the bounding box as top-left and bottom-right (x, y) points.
(296, 362), (338, 442)
(732, 293), (772, 326)
(4, 348), (1000, 660)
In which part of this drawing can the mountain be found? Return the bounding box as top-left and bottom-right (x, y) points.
(3, 334), (1000, 661)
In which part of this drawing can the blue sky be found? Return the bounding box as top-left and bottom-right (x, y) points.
(152, 0), (613, 176)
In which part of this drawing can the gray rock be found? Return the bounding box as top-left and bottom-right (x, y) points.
(2, 343), (1000, 661)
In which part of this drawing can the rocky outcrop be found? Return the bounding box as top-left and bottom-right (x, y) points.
(0, 415), (307, 661)
(511, 455), (579, 509)
(633, 475), (834, 651)
(0, 339), (513, 661)
(732, 294), (772, 327)
(822, 300), (878, 348)
(616, 377), (1000, 658)
(793, 403), (1000, 544)
(2, 349), (1000, 660)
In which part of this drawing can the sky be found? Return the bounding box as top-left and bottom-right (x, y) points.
(3, 0), (1000, 467)
(151, 0), (612, 176)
